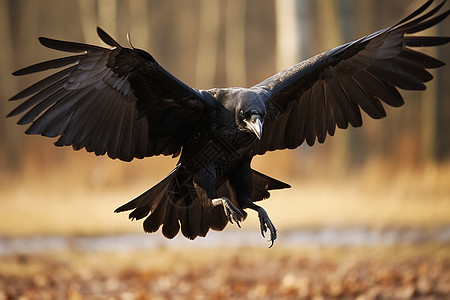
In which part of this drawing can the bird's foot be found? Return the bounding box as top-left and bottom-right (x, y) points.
(257, 207), (277, 248)
(211, 197), (244, 228)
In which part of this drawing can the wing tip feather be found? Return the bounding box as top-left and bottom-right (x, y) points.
(97, 27), (121, 48)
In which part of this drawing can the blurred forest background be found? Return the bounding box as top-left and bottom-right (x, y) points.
(0, 0), (449, 236)
(1, 1), (450, 299)
(1, 0), (450, 173)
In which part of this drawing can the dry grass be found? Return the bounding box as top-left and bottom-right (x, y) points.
(1, 143), (449, 237)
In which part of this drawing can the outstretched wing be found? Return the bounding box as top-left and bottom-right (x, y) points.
(8, 27), (208, 162)
(254, 0), (449, 155)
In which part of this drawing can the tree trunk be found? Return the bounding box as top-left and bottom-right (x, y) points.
(0, 0), (35, 171)
(79, 0), (99, 43)
(98, 0), (117, 38)
(315, 0), (349, 173)
(274, 0), (300, 71)
(225, 0), (247, 87)
(351, 0), (377, 166)
(126, 0), (150, 50)
(421, 25), (442, 163)
(195, 0), (220, 89)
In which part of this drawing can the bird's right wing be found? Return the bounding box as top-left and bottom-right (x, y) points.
(8, 27), (209, 162)
(253, 0), (449, 155)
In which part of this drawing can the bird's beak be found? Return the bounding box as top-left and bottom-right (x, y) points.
(244, 115), (263, 140)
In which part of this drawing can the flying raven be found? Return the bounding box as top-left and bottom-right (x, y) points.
(8, 0), (450, 246)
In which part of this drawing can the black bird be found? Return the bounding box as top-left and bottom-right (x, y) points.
(8, 0), (450, 246)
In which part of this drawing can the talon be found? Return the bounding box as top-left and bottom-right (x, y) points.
(257, 207), (277, 247)
(260, 224), (266, 238)
(211, 197), (244, 227)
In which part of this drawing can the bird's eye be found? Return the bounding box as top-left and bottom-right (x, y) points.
(239, 109), (245, 118)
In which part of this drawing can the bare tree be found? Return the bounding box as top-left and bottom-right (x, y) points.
(420, 25), (441, 163)
(195, 0), (220, 89)
(0, 0), (40, 170)
(98, 0), (118, 38)
(225, 0), (247, 87)
(126, 0), (151, 50)
(315, 0), (349, 172)
(170, 0), (200, 86)
(351, 0), (377, 165)
(274, 0), (300, 71)
(79, 0), (99, 43)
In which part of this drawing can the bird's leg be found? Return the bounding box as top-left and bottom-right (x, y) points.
(244, 200), (277, 248)
(194, 165), (244, 227)
(228, 160), (277, 247)
(211, 197), (244, 228)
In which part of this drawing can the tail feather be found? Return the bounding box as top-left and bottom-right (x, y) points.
(162, 197), (180, 239)
(187, 199), (203, 237)
(142, 194), (168, 233)
(179, 200), (201, 239)
(252, 169), (291, 202)
(115, 166), (290, 240)
(114, 168), (175, 214)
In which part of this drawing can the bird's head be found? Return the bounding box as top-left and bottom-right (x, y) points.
(235, 91), (266, 140)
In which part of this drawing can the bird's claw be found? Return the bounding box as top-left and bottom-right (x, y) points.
(211, 197), (244, 228)
(258, 209), (277, 248)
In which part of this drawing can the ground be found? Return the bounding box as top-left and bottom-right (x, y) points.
(1, 244), (450, 299)
(1, 147), (450, 299)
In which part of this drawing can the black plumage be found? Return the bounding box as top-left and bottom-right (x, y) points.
(8, 0), (449, 246)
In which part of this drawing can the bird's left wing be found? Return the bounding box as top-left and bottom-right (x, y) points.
(253, 0), (449, 155)
(8, 27), (208, 162)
